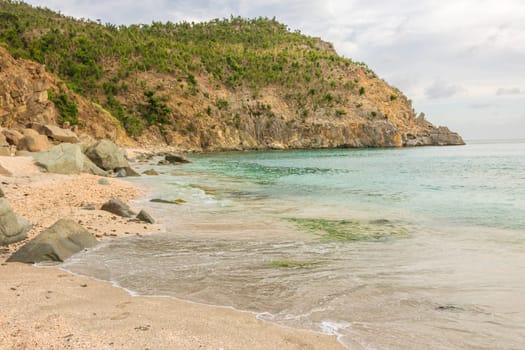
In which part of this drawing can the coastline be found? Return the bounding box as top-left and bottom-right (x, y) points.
(0, 156), (343, 350)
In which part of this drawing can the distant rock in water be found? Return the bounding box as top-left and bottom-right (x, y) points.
(7, 218), (97, 263)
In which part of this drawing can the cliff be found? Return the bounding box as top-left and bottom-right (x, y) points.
(0, 2), (463, 151)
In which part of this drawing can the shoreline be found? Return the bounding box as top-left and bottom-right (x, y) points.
(0, 155), (344, 349)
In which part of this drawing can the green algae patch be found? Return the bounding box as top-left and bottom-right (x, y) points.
(150, 198), (187, 204)
(270, 260), (325, 268)
(288, 218), (408, 242)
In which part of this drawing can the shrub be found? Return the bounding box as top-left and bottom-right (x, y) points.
(359, 86), (365, 95)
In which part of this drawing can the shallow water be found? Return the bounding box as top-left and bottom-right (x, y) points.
(63, 141), (525, 349)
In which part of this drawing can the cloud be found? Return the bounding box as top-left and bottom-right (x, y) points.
(496, 87), (522, 95)
(425, 80), (464, 99)
(469, 102), (493, 109)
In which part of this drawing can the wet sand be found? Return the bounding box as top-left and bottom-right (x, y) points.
(0, 156), (343, 350)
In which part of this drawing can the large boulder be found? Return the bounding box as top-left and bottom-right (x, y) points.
(0, 198), (31, 245)
(100, 198), (135, 218)
(32, 143), (106, 175)
(2, 129), (23, 146)
(164, 152), (191, 164)
(34, 124), (80, 143)
(7, 218), (97, 263)
(17, 134), (51, 152)
(84, 140), (129, 171)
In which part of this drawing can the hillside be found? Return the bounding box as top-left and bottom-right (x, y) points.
(0, 0), (463, 150)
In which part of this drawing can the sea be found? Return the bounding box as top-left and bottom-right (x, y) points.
(62, 140), (525, 350)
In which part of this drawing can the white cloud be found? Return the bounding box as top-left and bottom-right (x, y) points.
(496, 87), (522, 96)
(425, 81), (465, 99)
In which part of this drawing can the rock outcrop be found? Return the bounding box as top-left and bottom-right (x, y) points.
(0, 46), (133, 145)
(0, 196), (31, 246)
(7, 218), (97, 263)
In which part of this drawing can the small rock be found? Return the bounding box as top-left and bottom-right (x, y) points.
(98, 178), (109, 185)
(100, 199), (135, 218)
(136, 210), (155, 224)
(81, 204), (96, 210)
(143, 169), (159, 176)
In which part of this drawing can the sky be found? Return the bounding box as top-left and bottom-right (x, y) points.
(24, 0), (525, 140)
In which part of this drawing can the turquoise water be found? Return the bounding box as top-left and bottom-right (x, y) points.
(63, 141), (525, 349)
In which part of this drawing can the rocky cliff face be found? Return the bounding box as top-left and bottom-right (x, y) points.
(0, 46), (462, 151)
(0, 47), (132, 145)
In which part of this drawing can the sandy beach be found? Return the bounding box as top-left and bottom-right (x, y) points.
(0, 156), (343, 350)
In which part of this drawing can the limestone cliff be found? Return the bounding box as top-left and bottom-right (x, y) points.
(0, 2), (463, 151)
(0, 47), (132, 145)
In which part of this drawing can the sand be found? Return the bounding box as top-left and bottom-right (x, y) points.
(0, 156), (343, 350)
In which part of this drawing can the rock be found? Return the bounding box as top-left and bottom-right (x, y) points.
(84, 140), (129, 171)
(33, 124), (80, 143)
(82, 155), (108, 176)
(81, 204), (96, 210)
(143, 169), (159, 176)
(100, 199), (135, 218)
(32, 143), (83, 174)
(21, 128), (40, 138)
(115, 168), (126, 177)
(14, 150), (31, 157)
(32, 143), (106, 175)
(115, 167), (140, 177)
(17, 134), (51, 152)
(98, 178), (109, 185)
(0, 198), (31, 245)
(136, 210), (155, 224)
(0, 187), (3, 197)
(164, 153), (191, 164)
(2, 129), (23, 146)
(7, 218), (97, 263)
(0, 133), (9, 147)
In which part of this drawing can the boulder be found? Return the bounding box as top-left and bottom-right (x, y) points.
(0, 198), (31, 245)
(82, 155), (108, 176)
(21, 128), (40, 138)
(136, 209), (155, 224)
(2, 129), (23, 146)
(115, 167), (140, 177)
(17, 134), (51, 152)
(100, 198), (135, 218)
(32, 143), (83, 174)
(32, 143), (106, 175)
(84, 140), (129, 171)
(7, 218), (97, 263)
(33, 143), (107, 176)
(143, 169), (159, 176)
(164, 152), (191, 164)
(0, 133), (9, 147)
(35, 124), (80, 143)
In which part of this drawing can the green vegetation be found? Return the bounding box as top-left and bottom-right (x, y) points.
(0, 1), (378, 138)
(48, 89), (79, 125)
(288, 218), (407, 242)
(359, 86), (366, 95)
